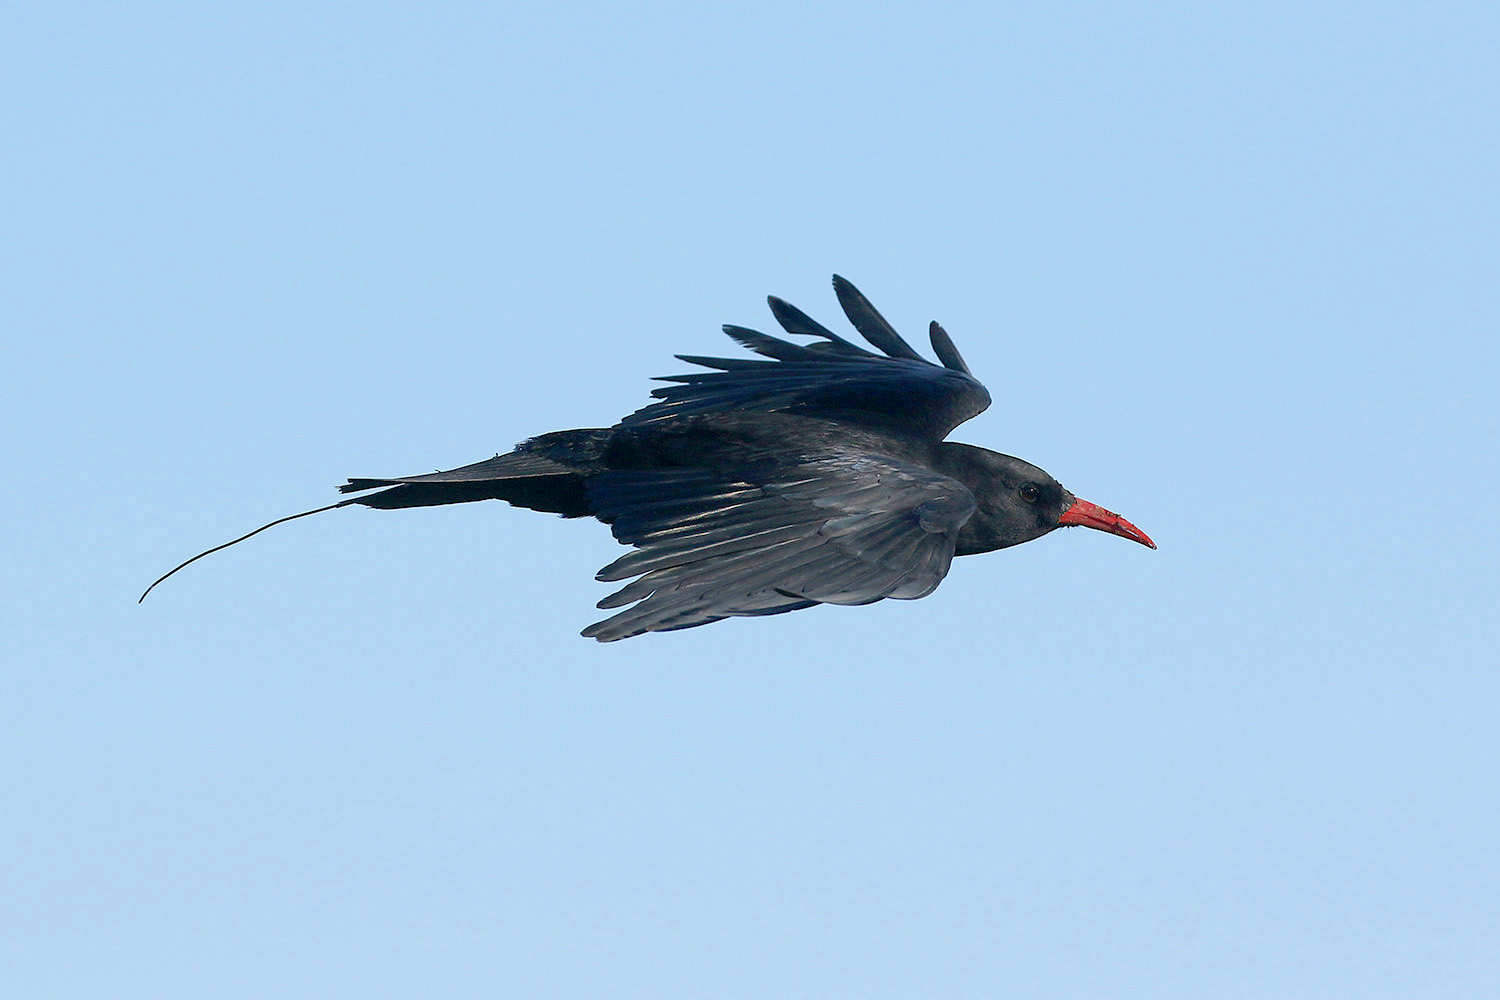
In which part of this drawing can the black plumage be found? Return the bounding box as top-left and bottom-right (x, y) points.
(142, 276), (1154, 640)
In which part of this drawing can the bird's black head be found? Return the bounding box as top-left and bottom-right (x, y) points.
(936, 443), (1155, 556)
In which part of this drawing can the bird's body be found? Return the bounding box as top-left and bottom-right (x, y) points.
(143, 277), (1154, 640)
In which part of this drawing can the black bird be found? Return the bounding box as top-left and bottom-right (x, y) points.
(142, 276), (1154, 640)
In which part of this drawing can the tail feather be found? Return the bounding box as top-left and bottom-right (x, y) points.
(141, 431), (610, 602)
(350, 473), (588, 514)
(338, 451), (578, 494)
(341, 448), (591, 514)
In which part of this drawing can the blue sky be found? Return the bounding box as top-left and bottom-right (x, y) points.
(4, 2), (1497, 997)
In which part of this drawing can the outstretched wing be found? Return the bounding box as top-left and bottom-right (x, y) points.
(581, 455), (977, 641)
(623, 275), (991, 441)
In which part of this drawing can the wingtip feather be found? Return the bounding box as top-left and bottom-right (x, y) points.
(928, 320), (972, 375)
(830, 276), (927, 362)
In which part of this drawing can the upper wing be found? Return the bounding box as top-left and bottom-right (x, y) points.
(622, 276), (991, 441)
(581, 455), (977, 641)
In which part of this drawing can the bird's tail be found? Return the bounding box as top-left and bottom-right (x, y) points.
(338, 450), (590, 513)
(139, 430), (609, 603)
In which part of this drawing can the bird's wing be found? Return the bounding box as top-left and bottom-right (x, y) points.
(623, 275), (991, 441)
(581, 455), (977, 641)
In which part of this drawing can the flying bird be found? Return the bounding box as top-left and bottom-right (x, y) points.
(142, 276), (1154, 640)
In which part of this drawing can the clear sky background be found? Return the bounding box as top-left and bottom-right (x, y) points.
(4, 3), (1497, 998)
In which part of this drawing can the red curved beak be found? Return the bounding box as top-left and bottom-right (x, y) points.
(1058, 498), (1156, 549)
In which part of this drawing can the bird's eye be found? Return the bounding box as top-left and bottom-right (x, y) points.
(1019, 483), (1040, 503)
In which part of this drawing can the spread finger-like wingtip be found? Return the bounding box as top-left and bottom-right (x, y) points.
(831, 275), (927, 362)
